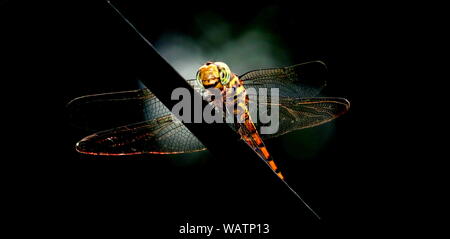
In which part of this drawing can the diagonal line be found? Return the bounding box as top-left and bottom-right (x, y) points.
(105, 0), (321, 220)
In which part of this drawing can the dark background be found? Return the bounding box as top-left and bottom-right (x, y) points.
(2, 0), (432, 237)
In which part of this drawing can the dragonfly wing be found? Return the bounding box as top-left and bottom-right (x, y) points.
(67, 79), (201, 132)
(67, 88), (168, 131)
(240, 61), (327, 99)
(253, 97), (350, 140)
(67, 86), (197, 133)
(76, 115), (206, 155)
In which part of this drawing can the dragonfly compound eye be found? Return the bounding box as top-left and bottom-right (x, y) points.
(216, 63), (231, 85)
(196, 70), (203, 87)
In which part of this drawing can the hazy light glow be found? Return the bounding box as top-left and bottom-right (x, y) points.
(154, 12), (291, 79)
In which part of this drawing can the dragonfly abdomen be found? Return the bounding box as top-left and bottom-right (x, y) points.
(226, 75), (285, 180)
(240, 125), (285, 180)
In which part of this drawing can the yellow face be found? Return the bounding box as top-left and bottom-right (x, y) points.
(196, 61), (231, 89)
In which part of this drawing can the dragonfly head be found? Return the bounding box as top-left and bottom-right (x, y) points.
(196, 61), (231, 89)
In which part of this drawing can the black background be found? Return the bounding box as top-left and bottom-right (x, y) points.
(2, 0), (433, 237)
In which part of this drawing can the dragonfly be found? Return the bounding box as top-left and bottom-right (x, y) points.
(67, 60), (349, 219)
(68, 60), (349, 173)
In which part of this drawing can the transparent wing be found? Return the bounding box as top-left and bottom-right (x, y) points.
(67, 88), (157, 131)
(67, 82), (206, 155)
(67, 78), (201, 131)
(253, 97), (350, 140)
(240, 61), (327, 98)
(238, 61), (349, 138)
(75, 115), (206, 155)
